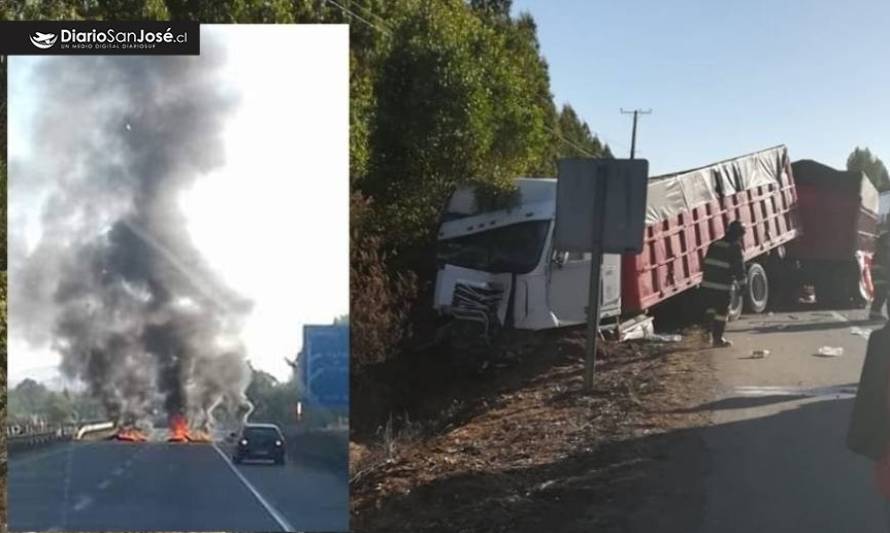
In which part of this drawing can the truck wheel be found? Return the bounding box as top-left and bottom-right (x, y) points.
(728, 285), (743, 321)
(744, 263), (769, 313)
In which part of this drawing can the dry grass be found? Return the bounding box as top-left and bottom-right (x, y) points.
(350, 327), (715, 532)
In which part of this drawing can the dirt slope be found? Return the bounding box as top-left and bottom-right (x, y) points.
(351, 328), (716, 532)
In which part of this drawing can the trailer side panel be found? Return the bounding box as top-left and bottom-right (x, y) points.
(622, 146), (799, 313)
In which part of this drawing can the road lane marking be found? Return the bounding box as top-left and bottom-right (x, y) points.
(830, 311), (849, 323)
(60, 444), (76, 528)
(211, 443), (297, 532)
(72, 495), (93, 512)
(98, 479), (111, 490)
(112, 467), (124, 476)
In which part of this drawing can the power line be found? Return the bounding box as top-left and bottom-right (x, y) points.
(324, 0), (391, 34)
(345, 0), (391, 28)
(543, 125), (598, 158)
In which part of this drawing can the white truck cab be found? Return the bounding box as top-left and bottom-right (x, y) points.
(433, 178), (621, 333)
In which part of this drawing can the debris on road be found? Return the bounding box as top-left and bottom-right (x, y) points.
(646, 333), (683, 343)
(619, 315), (655, 340)
(751, 350), (770, 359)
(850, 327), (875, 339)
(815, 346), (844, 357)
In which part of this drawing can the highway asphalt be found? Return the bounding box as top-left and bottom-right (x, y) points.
(695, 308), (886, 532)
(8, 438), (348, 532)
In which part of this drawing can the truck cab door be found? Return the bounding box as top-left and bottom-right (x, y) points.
(548, 251), (621, 326)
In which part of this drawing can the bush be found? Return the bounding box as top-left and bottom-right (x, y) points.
(350, 193), (417, 374)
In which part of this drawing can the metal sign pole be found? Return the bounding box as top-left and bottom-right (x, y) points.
(584, 170), (608, 391)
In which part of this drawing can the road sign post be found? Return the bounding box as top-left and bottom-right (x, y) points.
(555, 159), (649, 391)
(584, 171), (608, 389)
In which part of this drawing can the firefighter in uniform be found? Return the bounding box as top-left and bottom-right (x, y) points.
(871, 231), (889, 321)
(702, 221), (747, 347)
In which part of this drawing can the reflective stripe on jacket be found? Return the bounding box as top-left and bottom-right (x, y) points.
(702, 238), (745, 292)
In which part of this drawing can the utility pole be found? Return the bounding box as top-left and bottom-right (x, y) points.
(620, 108), (652, 159)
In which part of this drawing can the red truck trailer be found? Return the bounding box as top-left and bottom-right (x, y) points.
(622, 145), (799, 318)
(788, 160), (880, 306)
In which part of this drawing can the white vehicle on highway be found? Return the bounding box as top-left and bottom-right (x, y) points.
(433, 178), (621, 335)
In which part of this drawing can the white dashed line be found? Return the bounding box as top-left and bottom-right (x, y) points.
(112, 467), (124, 476)
(211, 443), (296, 532)
(98, 479), (111, 490)
(72, 495), (93, 512)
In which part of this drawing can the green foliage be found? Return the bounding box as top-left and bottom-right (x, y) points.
(245, 368), (296, 426)
(848, 147), (890, 191)
(362, 0), (556, 245)
(3, 0), (89, 19)
(91, 0), (169, 20)
(164, 0), (294, 23)
(469, 0), (513, 20)
(8, 379), (105, 423)
(350, 193), (416, 372)
(556, 104), (612, 159)
(3, 0), (293, 21)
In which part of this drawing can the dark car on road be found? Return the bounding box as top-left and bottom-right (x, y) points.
(233, 423), (286, 465)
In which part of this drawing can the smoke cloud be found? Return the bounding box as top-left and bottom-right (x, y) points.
(10, 41), (254, 431)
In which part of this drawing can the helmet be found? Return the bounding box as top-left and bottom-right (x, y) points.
(726, 221), (746, 240)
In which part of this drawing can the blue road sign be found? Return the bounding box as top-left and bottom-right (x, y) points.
(301, 325), (349, 408)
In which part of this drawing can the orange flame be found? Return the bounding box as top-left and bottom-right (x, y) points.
(167, 414), (191, 442)
(166, 414), (213, 443)
(115, 427), (148, 442)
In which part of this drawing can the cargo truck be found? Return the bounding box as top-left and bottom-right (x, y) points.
(433, 146), (879, 335)
(787, 160), (880, 306)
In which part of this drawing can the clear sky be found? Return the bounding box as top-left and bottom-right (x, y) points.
(8, 25), (349, 383)
(513, 0), (890, 175)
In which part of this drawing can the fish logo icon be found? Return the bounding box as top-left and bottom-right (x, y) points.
(30, 32), (58, 49)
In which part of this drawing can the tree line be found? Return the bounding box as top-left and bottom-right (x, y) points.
(847, 147), (890, 192)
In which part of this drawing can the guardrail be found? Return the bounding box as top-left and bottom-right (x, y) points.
(75, 421), (115, 440)
(6, 420), (116, 453)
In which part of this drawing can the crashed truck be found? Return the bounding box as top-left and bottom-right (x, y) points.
(433, 145), (881, 336)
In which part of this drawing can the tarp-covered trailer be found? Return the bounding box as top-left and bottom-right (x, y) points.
(788, 160), (880, 305)
(622, 145), (800, 317)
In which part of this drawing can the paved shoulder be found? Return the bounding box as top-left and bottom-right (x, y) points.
(694, 310), (886, 532)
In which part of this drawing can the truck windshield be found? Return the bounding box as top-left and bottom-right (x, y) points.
(438, 220), (550, 274)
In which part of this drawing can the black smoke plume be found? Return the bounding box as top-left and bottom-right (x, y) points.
(10, 40), (254, 431)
